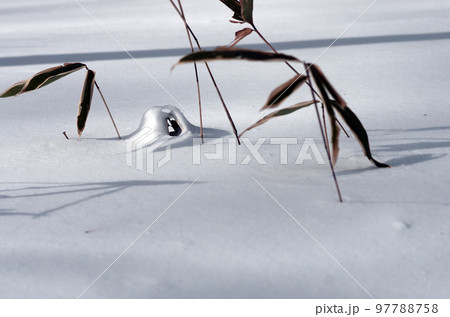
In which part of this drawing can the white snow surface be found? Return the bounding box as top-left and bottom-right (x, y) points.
(1, 0), (450, 298)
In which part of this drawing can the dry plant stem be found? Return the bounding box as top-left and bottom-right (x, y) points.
(305, 63), (343, 203)
(251, 26), (300, 73)
(188, 31), (240, 144)
(252, 25), (349, 138)
(170, 0), (240, 144)
(203, 62), (241, 144)
(194, 63), (204, 143)
(176, 0), (203, 143)
(335, 115), (349, 137)
(94, 81), (121, 140)
(321, 104), (330, 152)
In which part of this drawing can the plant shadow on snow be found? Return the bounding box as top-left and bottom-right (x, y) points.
(373, 125), (450, 134)
(0, 180), (197, 218)
(385, 153), (445, 166)
(338, 152), (446, 176)
(336, 124), (450, 176)
(1, 32), (449, 67)
(337, 145), (447, 176)
(374, 125), (450, 157)
(377, 141), (450, 152)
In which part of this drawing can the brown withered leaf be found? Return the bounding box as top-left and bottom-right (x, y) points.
(229, 27), (253, 48)
(0, 63), (86, 98)
(77, 69), (96, 136)
(309, 63), (341, 165)
(308, 63), (346, 108)
(331, 100), (390, 168)
(218, 0), (243, 21)
(241, 0), (254, 24)
(174, 48), (299, 69)
(240, 101), (314, 137)
(262, 75), (307, 110)
(0, 80), (27, 98)
(21, 63), (86, 94)
(308, 63), (390, 168)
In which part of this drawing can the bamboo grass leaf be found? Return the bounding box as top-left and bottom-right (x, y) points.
(174, 48), (299, 69)
(20, 63), (86, 94)
(241, 0), (254, 24)
(240, 101), (314, 137)
(77, 69), (96, 136)
(1, 63), (86, 98)
(218, 0), (243, 21)
(262, 75), (307, 110)
(0, 80), (27, 98)
(309, 64), (340, 165)
(331, 119), (340, 165)
(309, 63), (390, 168)
(308, 63), (346, 108)
(332, 101), (390, 168)
(229, 27), (254, 47)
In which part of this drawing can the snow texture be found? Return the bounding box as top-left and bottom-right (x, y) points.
(0, 0), (450, 298)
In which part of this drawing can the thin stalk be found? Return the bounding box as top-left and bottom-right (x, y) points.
(176, 0), (203, 143)
(94, 81), (121, 140)
(252, 24), (349, 138)
(252, 26), (298, 73)
(170, 0), (240, 144)
(335, 116), (349, 137)
(321, 104), (330, 154)
(203, 62), (240, 144)
(304, 63), (342, 203)
(194, 63), (204, 143)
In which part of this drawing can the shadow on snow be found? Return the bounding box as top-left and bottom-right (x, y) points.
(1, 32), (450, 67)
(0, 179), (199, 218)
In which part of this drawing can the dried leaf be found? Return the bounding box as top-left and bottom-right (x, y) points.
(331, 118), (340, 165)
(20, 63), (86, 94)
(309, 63), (390, 168)
(241, 0), (254, 24)
(262, 75), (307, 110)
(240, 101), (314, 137)
(0, 80), (27, 98)
(218, 0), (243, 21)
(229, 27), (253, 48)
(308, 63), (346, 107)
(332, 101), (390, 168)
(309, 63), (340, 165)
(77, 69), (96, 136)
(1, 63), (86, 98)
(174, 48), (299, 69)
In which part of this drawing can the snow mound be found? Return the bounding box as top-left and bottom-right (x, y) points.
(127, 105), (198, 151)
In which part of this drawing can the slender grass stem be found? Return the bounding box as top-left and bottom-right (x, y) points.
(321, 104), (330, 154)
(194, 63), (204, 143)
(203, 62), (240, 144)
(170, 0), (240, 144)
(176, 0), (203, 143)
(304, 63), (343, 203)
(94, 81), (121, 140)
